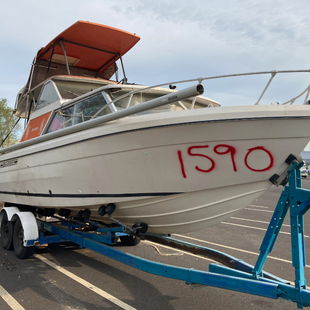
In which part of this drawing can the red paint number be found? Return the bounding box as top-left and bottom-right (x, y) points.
(244, 146), (274, 172)
(177, 144), (274, 178)
(214, 144), (237, 172)
(188, 146), (215, 173)
(178, 150), (187, 178)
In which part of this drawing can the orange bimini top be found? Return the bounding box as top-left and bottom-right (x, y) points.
(37, 20), (141, 73)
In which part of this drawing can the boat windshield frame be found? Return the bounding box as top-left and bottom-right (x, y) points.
(42, 81), (213, 135)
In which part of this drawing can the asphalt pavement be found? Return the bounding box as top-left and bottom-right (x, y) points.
(1, 180), (310, 310)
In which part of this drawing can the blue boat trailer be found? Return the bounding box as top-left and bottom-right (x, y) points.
(1, 154), (310, 308)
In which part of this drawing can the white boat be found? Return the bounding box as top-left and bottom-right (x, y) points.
(1, 20), (310, 234)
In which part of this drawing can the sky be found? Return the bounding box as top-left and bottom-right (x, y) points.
(1, 0), (310, 147)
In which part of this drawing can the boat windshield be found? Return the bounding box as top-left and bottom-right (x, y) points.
(46, 92), (110, 133)
(34, 81), (61, 111)
(45, 85), (213, 135)
(54, 80), (106, 100)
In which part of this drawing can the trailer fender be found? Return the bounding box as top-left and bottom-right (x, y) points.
(0, 207), (21, 226)
(11, 212), (38, 246)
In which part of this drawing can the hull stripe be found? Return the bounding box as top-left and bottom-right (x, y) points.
(0, 190), (181, 198)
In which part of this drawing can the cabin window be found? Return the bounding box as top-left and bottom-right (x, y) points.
(35, 81), (61, 111)
(46, 92), (110, 133)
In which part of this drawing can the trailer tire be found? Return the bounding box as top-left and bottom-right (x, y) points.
(120, 235), (140, 246)
(13, 218), (35, 259)
(1, 212), (14, 250)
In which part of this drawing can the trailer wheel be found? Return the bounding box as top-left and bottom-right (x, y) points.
(120, 235), (140, 246)
(13, 218), (35, 259)
(1, 212), (14, 250)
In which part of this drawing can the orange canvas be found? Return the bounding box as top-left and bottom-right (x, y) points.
(20, 112), (52, 142)
(37, 21), (140, 73)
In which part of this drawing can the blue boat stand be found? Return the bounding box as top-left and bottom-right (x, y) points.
(19, 155), (310, 308)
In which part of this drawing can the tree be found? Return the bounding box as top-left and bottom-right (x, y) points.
(0, 98), (21, 148)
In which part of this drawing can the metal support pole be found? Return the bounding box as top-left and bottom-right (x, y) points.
(24, 94), (30, 129)
(288, 169), (309, 308)
(254, 71), (277, 105)
(303, 84), (310, 104)
(119, 55), (127, 84)
(60, 40), (71, 75)
(252, 190), (289, 278)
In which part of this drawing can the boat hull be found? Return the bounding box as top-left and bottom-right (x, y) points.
(0, 105), (310, 233)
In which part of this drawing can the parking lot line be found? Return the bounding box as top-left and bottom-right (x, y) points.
(230, 217), (290, 227)
(34, 254), (137, 310)
(220, 222), (309, 237)
(245, 208), (274, 213)
(0, 285), (25, 310)
(248, 205), (269, 208)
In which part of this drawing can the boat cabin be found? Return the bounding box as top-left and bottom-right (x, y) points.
(19, 75), (220, 142)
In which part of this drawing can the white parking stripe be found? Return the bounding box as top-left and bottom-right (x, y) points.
(221, 222), (309, 238)
(230, 217), (290, 227)
(34, 254), (136, 310)
(173, 234), (310, 268)
(0, 285), (25, 310)
(245, 208), (274, 213)
(248, 205), (269, 208)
